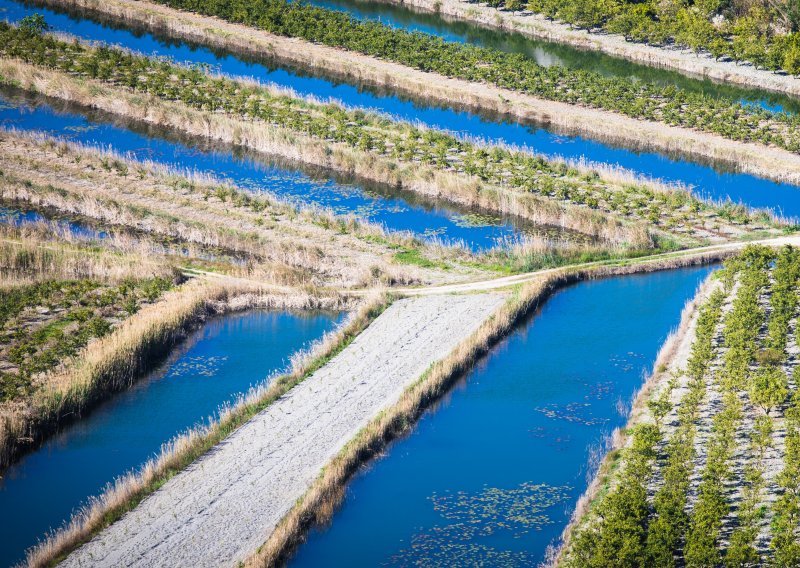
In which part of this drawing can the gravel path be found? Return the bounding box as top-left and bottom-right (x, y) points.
(60, 293), (505, 568)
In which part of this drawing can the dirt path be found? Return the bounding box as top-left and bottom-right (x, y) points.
(369, 234), (800, 296)
(60, 293), (506, 567)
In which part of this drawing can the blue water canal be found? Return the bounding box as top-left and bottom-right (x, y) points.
(0, 205), (107, 240)
(3, 0), (800, 220)
(289, 265), (715, 566)
(0, 90), (529, 250)
(0, 310), (342, 567)
(307, 0), (800, 115)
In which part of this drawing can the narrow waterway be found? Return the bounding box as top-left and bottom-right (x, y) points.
(289, 265), (714, 566)
(308, 0), (800, 114)
(0, 205), (107, 240)
(4, 0), (799, 220)
(0, 309), (342, 568)
(0, 89), (536, 250)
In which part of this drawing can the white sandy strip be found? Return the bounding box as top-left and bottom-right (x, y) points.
(60, 293), (506, 568)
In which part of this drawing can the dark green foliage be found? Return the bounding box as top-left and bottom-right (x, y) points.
(17, 13), (49, 36)
(0, 277), (174, 401)
(565, 245), (800, 566)
(567, 424), (662, 567)
(772, 382), (800, 564)
(499, 0), (800, 76)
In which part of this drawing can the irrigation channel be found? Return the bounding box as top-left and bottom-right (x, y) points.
(0, 205), (107, 240)
(306, 0), (800, 115)
(0, 309), (343, 567)
(288, 265), (714, 566)
(5, 1), (800, 219)
(0, 88), (537, 251)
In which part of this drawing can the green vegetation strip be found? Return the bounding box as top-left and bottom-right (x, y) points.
(488, 0), (800, 76)
(773, 371), (800, 564)
(0, 277), (174, 401)
(142, 0), (800, 151)
(0, 21), (781, 246)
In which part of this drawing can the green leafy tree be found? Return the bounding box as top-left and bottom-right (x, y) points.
(18, 14), (49, 36)
(749, 366), (789, 415)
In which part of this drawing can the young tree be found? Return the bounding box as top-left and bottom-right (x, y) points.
(749, 366), (789, 415)
(18, 14), (49, 36)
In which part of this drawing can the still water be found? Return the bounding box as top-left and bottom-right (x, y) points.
(0, 310), (342, 567)
(290, 266), (714, 566)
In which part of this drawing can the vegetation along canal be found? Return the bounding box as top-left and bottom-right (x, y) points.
(307, 0), (800, 114)
(289, 266), (714, 566)
(0, 87), (535, 250)
(5, 0), (800, 219)
(0, 309), (341, 567)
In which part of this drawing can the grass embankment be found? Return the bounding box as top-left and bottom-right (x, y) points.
(559, 244), (800, 566)
(0, 23), (786, 250)
(24, 293), (387, 568)
(87, 0), (800, 154)
(0, 198), (372, 471)
(0, 227), (189, 467)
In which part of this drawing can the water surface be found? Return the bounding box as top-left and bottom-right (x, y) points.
(0, 309), (342, 568)
(290, 265), (714, 566)
(0, 88), (531, 250)
(4, 0), (800, 219)
(308, 0), (800, 114)
(0, 205), (107, 240)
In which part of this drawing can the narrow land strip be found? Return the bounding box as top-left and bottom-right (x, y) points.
(33, 0), (800, 185)
(371, 0), (800, 98)
(60, 293), (506, 567)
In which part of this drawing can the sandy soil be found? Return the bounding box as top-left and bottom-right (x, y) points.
(37, 0), (800, 185)
(387, 0), (800, 98)
(60, 293), (506, 567)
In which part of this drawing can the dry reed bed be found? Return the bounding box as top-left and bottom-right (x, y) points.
(370, 0), (800, 98)
(33, 0), (800, 186)
(0, 129), (435, 289)
(0, 23), (781, 248)
(0, 128), (667, 288)
(0, 224), (177, 285)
